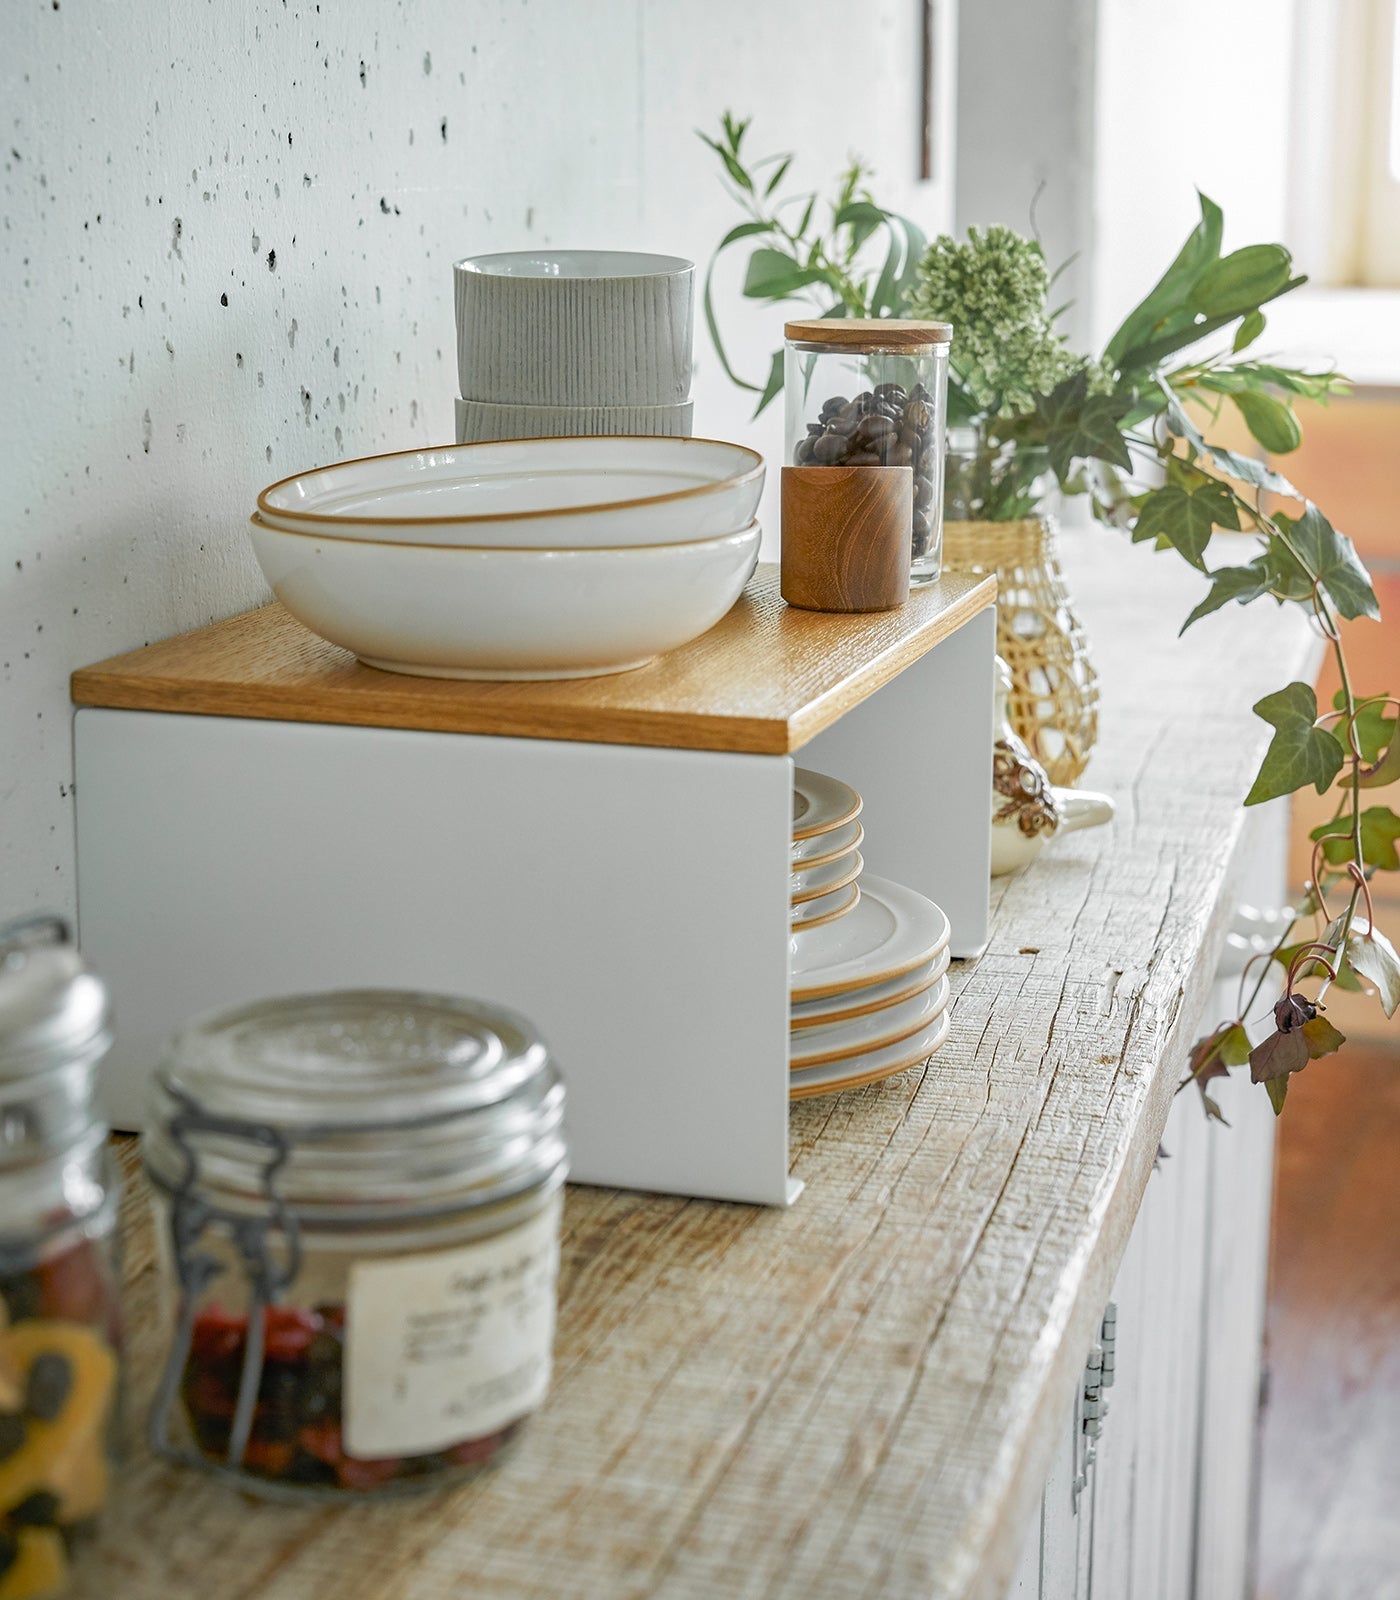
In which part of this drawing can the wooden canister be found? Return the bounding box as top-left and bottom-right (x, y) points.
(780, 466), (913, 613)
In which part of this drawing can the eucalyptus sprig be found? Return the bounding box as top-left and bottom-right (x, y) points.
(699, 114), (926, 415)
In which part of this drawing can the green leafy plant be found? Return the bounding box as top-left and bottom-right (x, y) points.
(703, 127), (1397, 1115)
(699, 113), (926, 416)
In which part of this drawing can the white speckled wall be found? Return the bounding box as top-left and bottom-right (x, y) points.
(0, 0), (953, 917)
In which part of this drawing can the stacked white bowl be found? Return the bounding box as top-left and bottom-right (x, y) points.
(788, 768), (954, 1099)
(453, 251), (695, 443)
(249, 436), (763, 680)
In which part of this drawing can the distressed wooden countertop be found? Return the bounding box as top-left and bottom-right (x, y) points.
(75, 531), (1314, 1600)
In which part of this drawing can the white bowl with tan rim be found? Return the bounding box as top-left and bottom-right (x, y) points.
(246, 513), (761, 681)
(256, 437), (764, 550)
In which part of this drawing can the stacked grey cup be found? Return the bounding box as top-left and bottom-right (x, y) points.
(453, 250), (695, 442)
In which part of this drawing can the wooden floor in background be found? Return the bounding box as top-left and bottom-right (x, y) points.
(1255, 1038), (1400, 1600)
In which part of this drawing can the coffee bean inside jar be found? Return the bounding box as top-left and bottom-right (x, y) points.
(793, 383), (941, 563)
(783, 320), (953, 585)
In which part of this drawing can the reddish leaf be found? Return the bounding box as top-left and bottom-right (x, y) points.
(1249, 1027), (1308, 1083)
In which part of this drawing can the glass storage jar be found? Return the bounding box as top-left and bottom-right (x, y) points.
(785, 318), (952, 583)
(0, 916), (123, 1598)
(143, 988), (567, 1500)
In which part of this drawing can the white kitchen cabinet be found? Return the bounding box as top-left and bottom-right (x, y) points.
(1010, 809), (1285, 1600)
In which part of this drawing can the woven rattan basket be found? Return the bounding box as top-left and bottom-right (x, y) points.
(943, 516), (1099, 786)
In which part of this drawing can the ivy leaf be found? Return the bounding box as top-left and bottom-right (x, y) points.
(1258, 534), (1315, 603)
(1346, 922), (1400, 1017)
(1202, 443), (1300, 499)
(1188, 1022), (1251, 1081)
(1301, 1014), (1346, 1060)
(1274, 505), (1381, 621)
(1133, 470), (1241, 570)
(1309, 806), (1400, 870)
(1187, 1022), (1250, 1122)
(1038, 371), (1135, 481)
(1358, 731), (1400, 791)
(1232, 389), (1302, 454)
(1245, 683), (1345, 805)
(1180, 556), (1272, 631)
(1234, 308), (1266, 352)
(1333, 691), (1397, 766)
(1249, 1026), (1308, 1082)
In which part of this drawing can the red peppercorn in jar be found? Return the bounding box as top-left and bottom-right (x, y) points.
(142, 990), (566, 1499)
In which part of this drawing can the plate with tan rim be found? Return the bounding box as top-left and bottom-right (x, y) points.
(790, 874), (951, 1003)
(791, 818), (864, 870)
(789, 944), (952, 1031)
(791, 769), (862, 843)
(791, 849), (863, 906)
(790, 973), (949, 1070)
(790, 881), (860, 931)
(788, 1008), (952, 1101)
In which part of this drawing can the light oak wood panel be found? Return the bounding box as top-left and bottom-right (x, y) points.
(66, 535), (1316, 1600)
(70, 565), (995, 756)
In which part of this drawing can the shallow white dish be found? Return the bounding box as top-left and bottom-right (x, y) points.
(792, 768), (862, 842)
(256, 437), (763, 549)
(788, 1008), (951, 1101)
(790, 881), (860, 930)
(791, 848), (863, 906)
(791, 817), (863, 870)
(789, 945), (951, 1031)
(790, 973), (949, 1070)
(455, 396), (694, 444)
(247, 514), (760, 681)
(790, 874), (951, 1003)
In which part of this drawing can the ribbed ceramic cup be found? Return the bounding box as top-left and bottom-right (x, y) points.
(454, 396), (694, 444)
(454, 250), (694, 407)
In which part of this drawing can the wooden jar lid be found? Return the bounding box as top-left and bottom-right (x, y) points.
(784, 317), (953, 349)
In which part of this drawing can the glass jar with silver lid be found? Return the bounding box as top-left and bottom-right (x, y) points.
(143, 988), (567, 1499)
(0, 915), (123, 1582)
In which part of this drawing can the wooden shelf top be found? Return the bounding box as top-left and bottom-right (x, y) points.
(70, 564), (995, 755)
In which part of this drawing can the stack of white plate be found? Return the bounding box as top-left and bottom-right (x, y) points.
(789, 769), (953, 1100)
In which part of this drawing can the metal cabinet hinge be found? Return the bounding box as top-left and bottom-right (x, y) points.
(1072, 1301), (1117, 1511)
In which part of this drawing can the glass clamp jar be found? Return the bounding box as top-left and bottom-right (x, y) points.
(0, 915), (123, 1596)
(785, 318), (952, 584)
(142, 989), (567, 1500)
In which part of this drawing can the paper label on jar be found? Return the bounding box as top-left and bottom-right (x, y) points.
(343, 1194), (562, 1459)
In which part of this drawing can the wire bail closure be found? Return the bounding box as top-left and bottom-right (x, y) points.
(148, 1092), (303, 1472)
